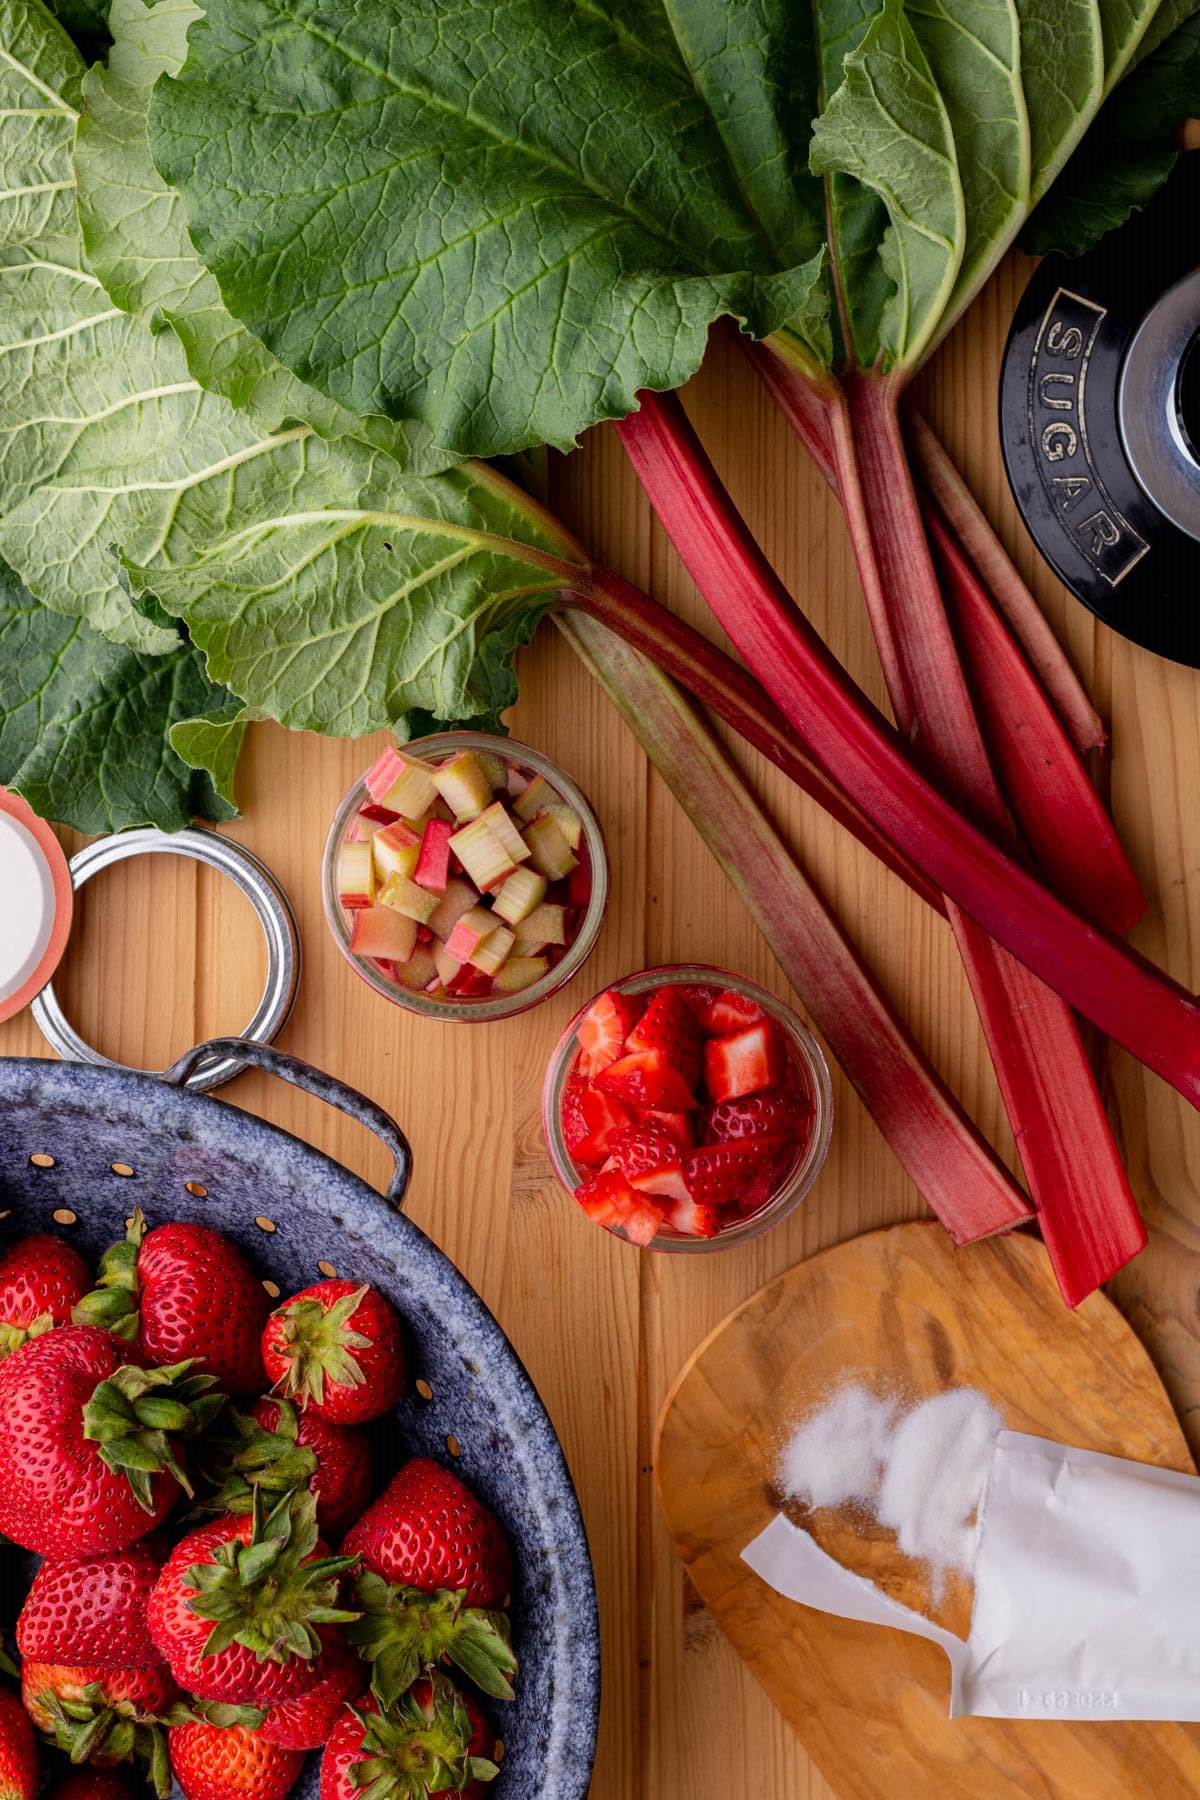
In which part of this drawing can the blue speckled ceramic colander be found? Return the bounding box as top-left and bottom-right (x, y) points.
(0, 1040), (600, 1799)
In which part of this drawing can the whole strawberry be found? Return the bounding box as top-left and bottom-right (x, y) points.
(320, 1678), (498, 1800)
(18, 1542), (165, 1669)
(0, 1234), (91, 1361)
(0, 1326), (222, 1556)
(200, 1398), (374, 1541)
(147, 1489), (357, 1705)
(46, 1772), (135, 1800)
(168, 1721), (303, 1800)
(341, 1458), (511, 1609)
(17, 1541), (179, 1789)
(262, 1282), (404, 1424)
(0, 1685), (37, 1800)
(76, 1211), (270, 1397)
(259, 1632), (363, 1751)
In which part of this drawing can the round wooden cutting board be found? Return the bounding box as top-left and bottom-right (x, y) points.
(656, 1222), (1200, 1799)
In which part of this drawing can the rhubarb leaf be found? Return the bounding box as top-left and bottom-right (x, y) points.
(120, 458), (585, 736)
(148, 0), (827, 455)
(1022, 12), (1200, 256)
(76, 0), (440, 465)
(169, 703), (248, 813)
(810, 0), (965, 370)
(0, 558), (241, 831)
(0, 0), (83, 251)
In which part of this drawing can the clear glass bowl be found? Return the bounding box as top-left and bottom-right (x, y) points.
(541, 963), (834, 1252)
(323, 731), (610, 1023)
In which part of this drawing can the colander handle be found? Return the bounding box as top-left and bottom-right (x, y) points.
(163, 1038), (413, 1209)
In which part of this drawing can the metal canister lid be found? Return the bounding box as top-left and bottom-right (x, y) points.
(0, 788), (73, 1023)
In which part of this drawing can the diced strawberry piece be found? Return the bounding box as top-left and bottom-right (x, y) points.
(625, 988), (703, 1089)
(574, 1169), (632, 1228)
(704, 1087), (809, 1144)
(414, 817), (454, 892)
(698, 990), (766, 1035)
(645, 1110), (696, 1154)
(566, 855), (592, 909)
(619, 1193), (668, 1247)
(608, 1122), (686, 1198)
(596, 1049), (696, 1112)
(577, 990), (644, 1077)
(679, 984), (721, 1020)
(665, 1195), (723, 1239)
(703, 1021), (787, 1103)
(564, 1082), (634, 1166)
(448, 965), (493, 997)
(682, 1137), (791, 1210)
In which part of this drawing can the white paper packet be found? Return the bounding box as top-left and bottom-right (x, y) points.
(742, 1428), (1200, 1721)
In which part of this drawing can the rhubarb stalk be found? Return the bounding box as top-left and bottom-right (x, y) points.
(831, 370), (1146, 1302)
(560, 610), (1032, 1245)
(749, 340), (1140, 934)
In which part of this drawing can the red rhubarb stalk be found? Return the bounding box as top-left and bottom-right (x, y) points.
(907, 411), (1107, 757)
(928, 516), (1146, 935)
(832, 370), (1145, 1301)
(601, 394), (1200, 1117)
(561, 610), (1032, 1245)
(752, 341), (1107, 759)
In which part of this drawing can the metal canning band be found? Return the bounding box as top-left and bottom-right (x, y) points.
(29, 827), (301, 1092)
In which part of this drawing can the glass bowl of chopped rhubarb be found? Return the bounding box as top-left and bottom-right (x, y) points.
(323, 731), (609, 1021)
(542, 965), (834, 1250)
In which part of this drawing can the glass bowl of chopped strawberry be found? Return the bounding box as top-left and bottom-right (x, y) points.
(542, 965), (833, 1250)
(324, 732), (609, 1021)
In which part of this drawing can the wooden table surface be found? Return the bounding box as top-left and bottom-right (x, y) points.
(4, 247), (1200, 1800)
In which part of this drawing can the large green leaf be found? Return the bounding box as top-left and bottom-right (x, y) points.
(1023, 10), (1200, 256)
(149, 0), (826, 456)
(0, 0), (82, 250)
(121, 456), (585, 736)
(0, 557), (241, 831)
(75, 0), (439, 463)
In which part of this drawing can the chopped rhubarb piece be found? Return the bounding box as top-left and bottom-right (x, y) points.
(665, 1195), (722, 1239)
(513, 902), (567, 947)
(477, 750), (508, 790)
(358, 802), (401, 826)
(413, 817), (454, 892)
(705, 1089), (809, 1144)
(469, 923), (516, 975)
(645, 1110), (696, 1154)
(541, 803), (583, 850)
(699, 990), (765, 1035)
(372, 820), (422, 883)
(348, 906), (418, 962)
(428, 877), (477, 942)
(479, 800), (532, 865)
(704, 1022), (787, 1103)
(444, 905), (497, 964)
(394, 944), (439, 991)
(523, 812), (578, 881)
(513, 773), (555, 822)
(566, 853), (592, 909)
(491, 867), (547, 927)
(626, 988), (704, 1089)
(368, 748), (439, 818)
(432, 751), (494, 821)
(682, 1138), (790, 1210)
(433, 943), (462, 987)
(379, 872), (442, 925)
(344, 815), (367, 843)
(597, 1049), (696, 1112)
(449, 816), (517, 892)
(337, 840), (376, 909)
(566, 1084), (634, 1166)
(448, 964), (493, 997)
(492, 955), (549, 993)
(576, 989), (645, 1077)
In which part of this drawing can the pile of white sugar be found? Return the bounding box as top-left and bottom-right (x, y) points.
(779, 1382), (1003, 1580)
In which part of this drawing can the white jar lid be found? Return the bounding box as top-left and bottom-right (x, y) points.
(0, 789), (73, 1023)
